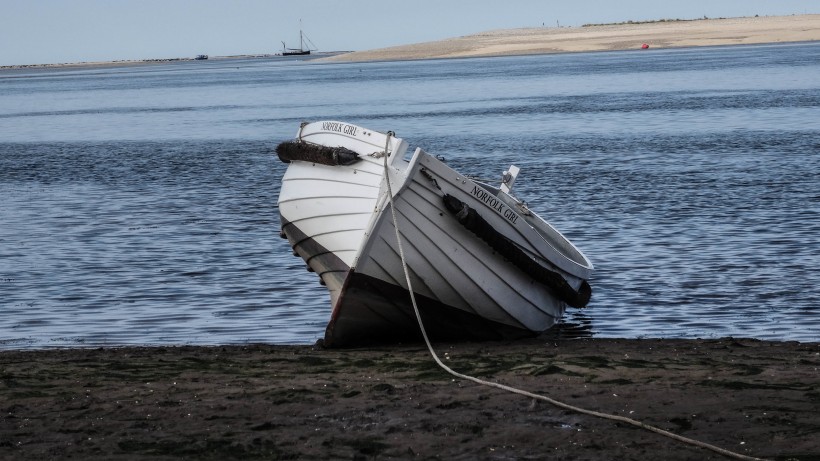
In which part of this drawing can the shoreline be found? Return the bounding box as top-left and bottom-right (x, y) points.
(2, 337), (818, 459)
(0, 52), (345, 71)
(3, 15), (817, 71)
(321, 14), (820, 63)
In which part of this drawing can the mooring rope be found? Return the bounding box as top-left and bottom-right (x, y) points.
(379, 139), (767, 461)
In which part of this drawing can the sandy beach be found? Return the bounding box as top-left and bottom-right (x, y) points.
(2, 338), (818, 460)
(322, 14), (820, 63)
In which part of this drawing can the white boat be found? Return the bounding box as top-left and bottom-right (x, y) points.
(276, 121), (593, 347)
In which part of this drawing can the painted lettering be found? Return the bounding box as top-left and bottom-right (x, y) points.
(321, 122), (358, 136)
(503, 207), (519, 225)
(470, 185), (519, 225)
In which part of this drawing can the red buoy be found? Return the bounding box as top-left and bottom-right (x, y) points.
(641, 43), (649, 49)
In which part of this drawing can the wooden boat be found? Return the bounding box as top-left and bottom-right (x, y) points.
(276, 121), (593, 347)
(281, 26), (315, 56)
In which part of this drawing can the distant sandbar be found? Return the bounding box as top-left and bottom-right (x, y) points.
(321, 14), (820, 63)
(4, 15), (817, 70)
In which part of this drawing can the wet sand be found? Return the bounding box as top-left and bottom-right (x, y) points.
(2, 338), (818, 460)
(322, 15), (820, 63)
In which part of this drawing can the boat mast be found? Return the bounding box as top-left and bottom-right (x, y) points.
(299, 19), (304, 52)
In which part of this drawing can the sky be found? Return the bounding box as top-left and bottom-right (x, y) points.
(1, 0), (818, 66)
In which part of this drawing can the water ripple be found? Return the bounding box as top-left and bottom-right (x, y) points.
(1, 42), (818, 347)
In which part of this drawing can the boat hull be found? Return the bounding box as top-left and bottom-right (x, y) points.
(277, 121), (593, 347)
(281, 218), (538, 346)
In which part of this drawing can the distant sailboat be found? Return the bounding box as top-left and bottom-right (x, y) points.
(281, 22), (316, 56)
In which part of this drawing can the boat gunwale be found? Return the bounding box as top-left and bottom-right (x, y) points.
(412, 152), (593, 280)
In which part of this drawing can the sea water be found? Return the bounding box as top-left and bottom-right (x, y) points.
(1, 42), (818, 348)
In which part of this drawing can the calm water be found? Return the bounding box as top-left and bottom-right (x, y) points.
(1, 43), (818, 348)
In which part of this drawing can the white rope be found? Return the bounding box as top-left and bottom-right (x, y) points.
(380, 140), (767, 461)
